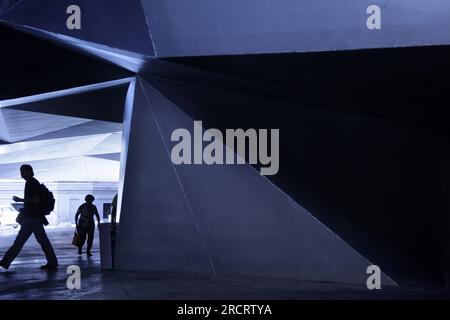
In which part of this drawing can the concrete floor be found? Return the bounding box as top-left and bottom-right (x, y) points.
(0, 227), (449, 300)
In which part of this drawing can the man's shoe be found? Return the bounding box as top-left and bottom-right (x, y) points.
(40, 264), (57, 270)
(0, 260), (9, 270)
(86, 251), (92, 257)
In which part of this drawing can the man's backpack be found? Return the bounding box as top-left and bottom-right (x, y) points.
(39, 184), (55, 215)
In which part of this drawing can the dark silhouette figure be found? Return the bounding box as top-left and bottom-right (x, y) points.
(111, 193), (118, 224)
(75, 194), (100, 256)
(0, 165), (58, 270)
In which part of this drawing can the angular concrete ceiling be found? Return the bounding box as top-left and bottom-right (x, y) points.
(0, 108), (89, 143)
(0, 23), (128, 181)
(0, 156), (120, 182)
(2, 79), (131, 123)
(0, 22), (131, 101)
(0, 0), (154, 56)
(2, 0), (450, 59)
(0, 119), (122, 182)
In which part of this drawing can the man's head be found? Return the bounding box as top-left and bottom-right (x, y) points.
(20, 164), (34, 181)
(85, 194), (95, 204)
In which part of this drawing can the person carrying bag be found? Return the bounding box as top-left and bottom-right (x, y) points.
(72, 230), (82, 247)
(74, 194), (100, 256)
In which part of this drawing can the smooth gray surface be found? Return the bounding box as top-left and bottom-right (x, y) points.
(114, 78), (394, 285)
(142, 0), (450, 57)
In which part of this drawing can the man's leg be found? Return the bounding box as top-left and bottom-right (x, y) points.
(78, 226), (87, 252)
(86, 224), (94, 255)
(0, 221), (33, 269)
(33, 220), (58, 267)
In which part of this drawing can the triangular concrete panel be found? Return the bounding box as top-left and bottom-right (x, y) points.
(86, 153), (121, 162)
(21, 120), (121, 142)
(0, 108), (89, 143)
(4, 80), (130, 123)
(114, 77), (395, 285)
(0, 133), (110, 164)
(114, 79), (215, 274)
(0, 135), (92, 156)
(85, 133), (121, 156)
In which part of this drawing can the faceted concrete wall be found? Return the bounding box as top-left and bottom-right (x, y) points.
(114, 78), (394, 284)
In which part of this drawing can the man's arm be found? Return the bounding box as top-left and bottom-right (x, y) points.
(75, 205), (82, 225)
(13, 195), (39, 204)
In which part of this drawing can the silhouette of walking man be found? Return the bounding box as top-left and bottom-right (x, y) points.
(75, 194), (100, 256)
(0, 165), (58, 270)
